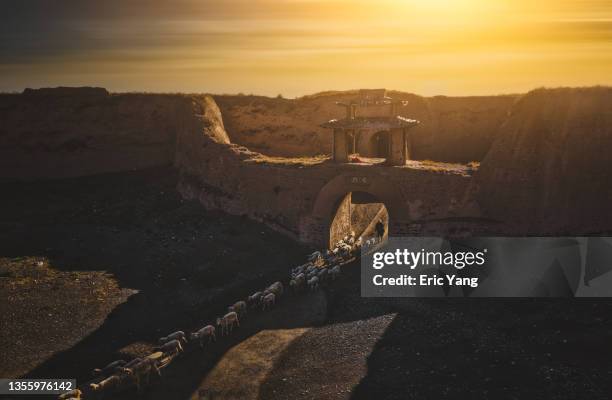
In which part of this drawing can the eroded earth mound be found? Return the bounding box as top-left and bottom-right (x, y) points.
(477, 87), (612, 234)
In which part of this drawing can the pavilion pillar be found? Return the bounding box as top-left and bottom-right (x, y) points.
(333, 128), (349, 163)
(406, 129), (413, 160)
(387, 128), (407, 166)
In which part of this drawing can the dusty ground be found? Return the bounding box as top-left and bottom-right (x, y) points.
(0, 257), (133, 378)
(1, 166), (612, 400)
(261, 264), (612, 400)
(0, 166), (312, 397)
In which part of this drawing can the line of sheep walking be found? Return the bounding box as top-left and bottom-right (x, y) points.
(289, 231), (380, 294)
(61, 231), (378, 400)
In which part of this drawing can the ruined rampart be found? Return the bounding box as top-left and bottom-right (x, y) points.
(2, 86), (611, 245)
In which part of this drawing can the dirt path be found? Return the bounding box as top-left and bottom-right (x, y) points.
(201, 328), (310, 400)
(197, 289), (326, 400)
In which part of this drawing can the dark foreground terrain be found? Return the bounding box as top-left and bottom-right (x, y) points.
(263, 267), (612, 400)
(0, 166), (312, 397)
(1, 166), (612, 400)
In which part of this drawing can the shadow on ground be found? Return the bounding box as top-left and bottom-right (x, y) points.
(0, 167), (321, 399)
(260, 254), (612, 400)
(2, 167), (612, 400)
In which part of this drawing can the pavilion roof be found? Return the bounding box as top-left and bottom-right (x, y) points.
(321, 116), (420, 130)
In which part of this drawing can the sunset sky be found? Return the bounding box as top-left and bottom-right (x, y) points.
(1, 0), (611, 97)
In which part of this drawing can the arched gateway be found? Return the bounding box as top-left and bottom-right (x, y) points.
(176, 93), (482, 249)
(302, 173), (413, 248)
(296, 89), (421, 247)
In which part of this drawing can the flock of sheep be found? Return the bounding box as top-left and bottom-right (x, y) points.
(57, 231), (380, 400)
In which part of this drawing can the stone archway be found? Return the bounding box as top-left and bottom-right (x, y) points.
(329, 191), (389, 248)
(302, 173), (410, 248)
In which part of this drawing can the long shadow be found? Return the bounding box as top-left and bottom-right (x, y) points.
(339, 240), (612, 400)
(0, 167), (322, 399)
(259, 255), (612, 400)
(5, 168), (612, 399)
(117, 288), (329, 400)
(20, 279), (328, 400)
(350, 305), (612, 398)
(350, 297), (612, 400)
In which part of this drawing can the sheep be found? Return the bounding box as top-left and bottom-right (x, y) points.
(302, 261), (314, 268)
(261, 292), (276, 310)
(330, 265), (341, 280)
(317, 268), (329, 283)
(124, 358), (143, 369)
(217, 311), (240, 336)
(325, 256), (340, 267)
(264, 281), (283, 297)
(289, 278), (298, 292)
(58, 389), (82, 400)
(292, 267), (308, 279)
(228, 300), (247, 316)
(270, 281), (284, 293)
(289, 273), (306, 293)
(92, 359), (126, 377)
(158, 330), (187, 345)
(154, 339), (183, 356)
(305, 264), (317, 275)
(127, 358), (161, 394)
(289, 272), (306, 290)
(190, 325), (216, 347)
(308, 251), (322, 262)
(89, 374), (123, 395)
(339, 243), (352, 255)
(321, 250), (334, 264)
(325, 250), (335, 264)
(113, 357), (142, 377)
(291, 264), (307, 276)
(247, 291), (263, 307)
(308, 276), (319, 291)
